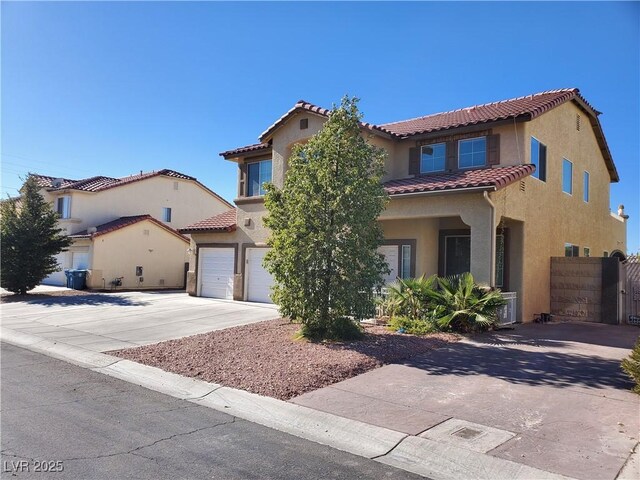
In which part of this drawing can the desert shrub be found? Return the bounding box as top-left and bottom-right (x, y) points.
(388, 315), (438, 336)
(621, 338), (640, 394)
(431, 273), (506, 333)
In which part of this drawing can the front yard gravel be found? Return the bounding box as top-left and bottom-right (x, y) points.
(111, 319), (457, 400)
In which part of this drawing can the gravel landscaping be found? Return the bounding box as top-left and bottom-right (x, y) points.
(0, 290), (94, 303)
(110, 319), (457, 400)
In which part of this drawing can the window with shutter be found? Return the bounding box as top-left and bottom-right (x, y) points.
(531, 137), (547, 181)
(458, 137), (487, 168)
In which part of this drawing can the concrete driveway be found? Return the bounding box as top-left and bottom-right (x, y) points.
(1, 289), (279, 352)
(292, 322), (640, 480)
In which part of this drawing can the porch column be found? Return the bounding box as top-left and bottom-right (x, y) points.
(461, 204), (495, 286)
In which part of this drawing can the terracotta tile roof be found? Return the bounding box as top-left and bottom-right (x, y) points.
(179, 209), (237, 233)
(380, 89), (585, 137)
(383, 165), (535, 196)
(71, 215), (189, 242)
(33, 169), (195, 193)
(31, 169), (233, 208)
(256, 100), (394, 144)
(220, 143), (271, 158)
(222, 88), (617, 182)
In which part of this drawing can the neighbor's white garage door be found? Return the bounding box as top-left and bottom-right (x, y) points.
(42, 252), (69, 286)
(378, 245), (399, 286)
(246, 248), (274, 303)
(198, 247), (235, 299)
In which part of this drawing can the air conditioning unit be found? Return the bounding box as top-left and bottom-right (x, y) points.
(87, 227), (97, 234)
(52, 178), (64, 188)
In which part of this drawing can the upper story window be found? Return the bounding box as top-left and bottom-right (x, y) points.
(162, 207), (172, 223)
(562, 158), (573, 194)
(247, 159), (272, 197)
(583, 171), (590, 202)
(530, 137), (547, 181)
(458, 137), (486, 169)
(420, 143), (446, 173)
(56, 196), (71, 219)
(565, 243), (579, 257)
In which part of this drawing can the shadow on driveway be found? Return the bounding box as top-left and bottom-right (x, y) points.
(400, 323), (640, 390)
(1, 293), (148, 308)
(406, 340), (634, 390)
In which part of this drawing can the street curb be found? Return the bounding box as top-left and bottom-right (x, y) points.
(617, 442), (639, 480)
(1, 327), (576, 480)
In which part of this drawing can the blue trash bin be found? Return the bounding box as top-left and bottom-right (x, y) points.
(66, 269), (88, 290)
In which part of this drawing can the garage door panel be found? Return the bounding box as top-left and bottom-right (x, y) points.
(246, 248), (274, 304)
(199, 248), (235, 299)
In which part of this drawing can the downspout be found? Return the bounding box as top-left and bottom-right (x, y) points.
(483, 191), (496, 288)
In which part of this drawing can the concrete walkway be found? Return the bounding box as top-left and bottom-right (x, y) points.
(1, 290), (279, 352)
(292, 322), (640, 480)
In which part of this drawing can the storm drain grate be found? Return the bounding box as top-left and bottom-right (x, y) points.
(452, 427), (483, 440)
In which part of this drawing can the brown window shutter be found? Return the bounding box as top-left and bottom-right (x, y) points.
(238, 163), (247, 197)
(446, 140), (458, 171)
(487, 134), (500, 166)
(408, 147), (420, 176)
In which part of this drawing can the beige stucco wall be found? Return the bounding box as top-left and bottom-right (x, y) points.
(380, 218), (440, 277)
(87, 220), (189, 290)
(41, 175), (230, 236)
(492, 101), (627, 322)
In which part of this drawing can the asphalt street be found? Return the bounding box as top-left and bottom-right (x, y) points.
(0, 342), (419, 480)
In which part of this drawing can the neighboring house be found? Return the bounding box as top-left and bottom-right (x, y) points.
(181, 89), (627, 323)
(32, 169), (232, 289)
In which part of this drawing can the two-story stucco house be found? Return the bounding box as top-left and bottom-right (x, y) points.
(181, 89), (627, 322)
(33, 169), (231, 290)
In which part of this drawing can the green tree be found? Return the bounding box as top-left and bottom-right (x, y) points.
(264, 97), (388, 340)
(1, 176), (71, 294)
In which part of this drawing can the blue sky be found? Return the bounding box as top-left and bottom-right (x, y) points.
(2, 1), (638, 251)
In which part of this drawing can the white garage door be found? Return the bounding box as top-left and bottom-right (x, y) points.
(198, 248), (235, 299)
(378, 245), (399, 286)
(246, 248), (274, 303)
(72, 252), (90, 269)
(42, 252), (69, 286)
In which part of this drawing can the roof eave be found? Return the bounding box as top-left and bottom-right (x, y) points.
(178, 225), (237, 234)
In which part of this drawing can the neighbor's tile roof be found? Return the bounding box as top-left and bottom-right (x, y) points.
(380, 89), (586, 137)
(31, 169), (233, 208)
(179, 209), (237, 233)
(383, 165), (536, 196)
(33, 169), (196, 193)
(71, 214), (189, 242)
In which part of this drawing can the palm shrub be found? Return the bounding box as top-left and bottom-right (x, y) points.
(384, 275), (438, 320)
(432, 273), (506, 333)
(621, 338), (640, 394)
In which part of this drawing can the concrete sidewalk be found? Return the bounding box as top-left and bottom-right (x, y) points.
(1, 290), (279, 351)
(292, 323), (640, 480)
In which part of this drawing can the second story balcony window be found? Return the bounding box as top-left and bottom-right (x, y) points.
(420, 143), (446, 173)
(56, 196), (71, 219)
(247, 159), (272, 197)
(458, 137), (486, 169)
